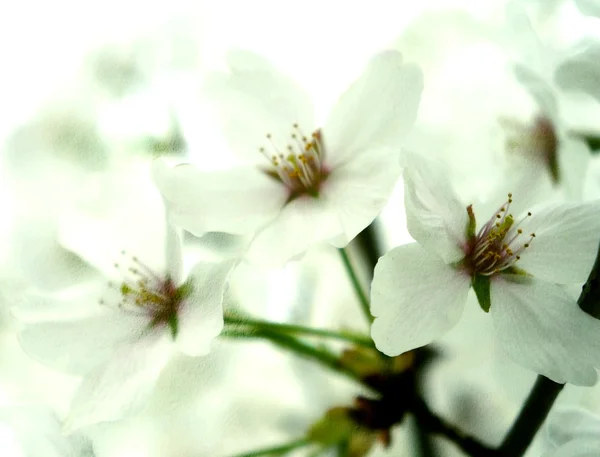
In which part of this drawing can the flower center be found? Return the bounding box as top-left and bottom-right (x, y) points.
(464, 194), (536, 276)
(259, 124), (328, 198)
(101, 252), (192, 337)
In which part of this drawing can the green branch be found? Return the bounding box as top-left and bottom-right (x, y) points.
(338, 248), (373, 324)
(220, 328), (363, 385)
(223, 315), (374, 348)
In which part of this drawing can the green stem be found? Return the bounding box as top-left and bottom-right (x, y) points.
(227, 438), (311, 457)
(220, 328), (363, 385)
(338, 248), (373, 324)
(224, 315), (374, 348)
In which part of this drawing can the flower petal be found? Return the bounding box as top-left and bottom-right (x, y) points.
(574, 0), (600, 17)
(370, 242), (470, 356)
(203, 49), (315, 162)
(547, 407), (600, 449)
(0, 406), (93, 457)
(176, 260), (236, 357)
(57, 160), (168, 277)
(17, 311), (149, 376)
(490, 275), (600, 385)
(12, 282), (106, 322)
(505, 2), (547, 74)
(153, 159), (288, 237)
(403, 154), (469, 263)
(558, 136), (592, 201)
(244, 196), (343, 268)
(323, 51), (423, 166)
(545, 438), (600, 457)
(165, 221), (184, 286)
(513, 63), (559, 120)
(555, 43), (600, 104)
(324, 147), (402, 248)
(64, 331), (173, 432)
(515, 201), (600, 284)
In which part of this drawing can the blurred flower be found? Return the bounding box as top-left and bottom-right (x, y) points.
(15, 210), (234, 431)
(543, 407), (600, 456)
(154, 49), (423, 268)
(0, 405), (94, 457)
(503, 2), (592, 199)
(370, 154), (600, 385)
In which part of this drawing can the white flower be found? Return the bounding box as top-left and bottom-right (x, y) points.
(543, 407), (600, 457)
(15, 221), (234, 432)
(0, 406), (93, 457)
(502, 2), (592, 199)
(370, 154), (600, 386)
(154, 49), (423, 268)
(555, 42), (600, 107)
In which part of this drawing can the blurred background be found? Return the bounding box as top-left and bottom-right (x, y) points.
(1, 0), (600, 456)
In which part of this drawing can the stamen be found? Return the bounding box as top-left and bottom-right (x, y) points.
(100, 252), (187, 327)
(258, 124), (328, 197)
(465, 194), (535, 276)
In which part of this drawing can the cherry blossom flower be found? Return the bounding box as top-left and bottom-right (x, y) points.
(370, 154), (600, 386)
(154, 49), (423, 268)
(543, 407), (600, 457)
(15, 218), (234, 432)
(501, 2), (592, 199)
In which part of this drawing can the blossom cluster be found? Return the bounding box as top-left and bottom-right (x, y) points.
(1, 1), (600, 457)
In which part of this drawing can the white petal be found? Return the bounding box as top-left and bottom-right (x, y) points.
(244, 196), (343, 268)
(558, 136), (592, 201)
(176, 260), (236, 357)
(324, 147), (402, 248)
(516, 201), (600, 284)
(323, 51), (423, 165)
(57, 160), (167, 277)
(490, 276), (600, 386)
(18, 311), (149, 376)
(165, 221), (184, 285)
(574, 0), (600, 17)
(9, 216), (98, 292)
(370, 243), (470, 356)
(555, 44), (600, 104)
(545, 438), (600, 457)
(152, 160), (288, 237)
(12, 282), (106, 323)
(505, 2), (547, 74)
(65, 331), (173, 432)
(513, 64), (559, 120)
(547, 407), (600, 448)
(403, 153), (469, 263)
(0, 406), (93, 457)
(204, 49), (315, 162)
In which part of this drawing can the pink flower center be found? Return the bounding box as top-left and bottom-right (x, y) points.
(464, 194), (536, 276)
(259, 124), (329, 198)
